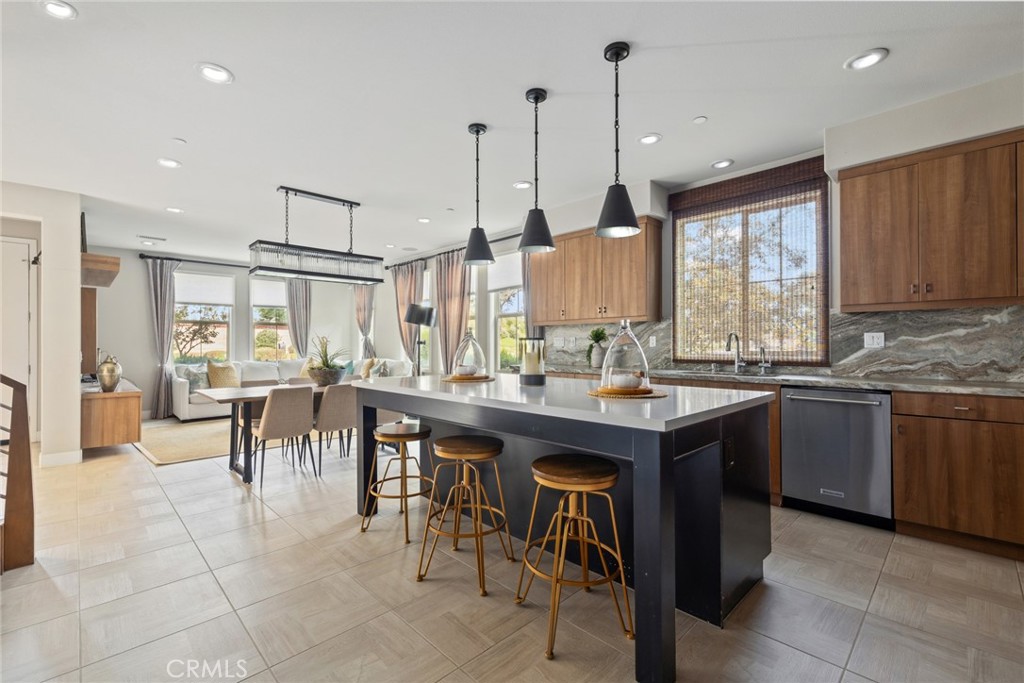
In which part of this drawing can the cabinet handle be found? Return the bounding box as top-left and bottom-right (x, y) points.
(925, 283), (933, 293)
(953, 406), (971, 411)
(910, 283), (919, 294)
(896, 424), (905, 435)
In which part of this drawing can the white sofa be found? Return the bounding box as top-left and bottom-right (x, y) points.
(171, 358), (412, 422)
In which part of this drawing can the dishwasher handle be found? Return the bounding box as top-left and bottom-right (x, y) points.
(785, 393), (882, 407)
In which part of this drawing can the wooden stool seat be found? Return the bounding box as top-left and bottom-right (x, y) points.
(361, 422), (433, 544)
(417, 435), (515, 595)
(531, 454), (619, 490)
(373, 422), (431, 442)
(433, 435), (504, 460)
(515, 453), (633, 660)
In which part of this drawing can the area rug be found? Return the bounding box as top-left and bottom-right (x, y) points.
(138, 419), (338, 466)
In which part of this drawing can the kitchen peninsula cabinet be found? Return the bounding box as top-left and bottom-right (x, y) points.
(839, 129), (1022, 312)
(892, 391), (1024, 558)
(529, 216), (661, 325)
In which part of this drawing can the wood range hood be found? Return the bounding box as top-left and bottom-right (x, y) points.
(81, 252), (120, 287)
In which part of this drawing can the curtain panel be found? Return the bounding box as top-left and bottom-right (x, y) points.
(434, 249), (470, 375)
(354, 285), (376, 358)
(145, 258), (180, 419)
(286, 279), (311, 358)
(391, 260), (425, 363)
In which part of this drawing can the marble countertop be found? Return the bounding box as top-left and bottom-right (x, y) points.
(353, 374), (774, 432)
(546, 365), (1024, 398)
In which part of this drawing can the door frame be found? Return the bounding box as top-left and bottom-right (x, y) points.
(1, 236), (39, 440)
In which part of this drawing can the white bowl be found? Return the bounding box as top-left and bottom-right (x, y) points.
(454, 364), (478, 376)
(610, 374), (643, 389)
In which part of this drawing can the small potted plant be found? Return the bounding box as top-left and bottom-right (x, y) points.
(307, 335), (348, 386)
(586, 327), (609, 368)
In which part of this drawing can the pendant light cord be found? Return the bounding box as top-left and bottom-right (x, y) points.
(348, 204), (354, 253)
(284, 191), (290, 244)
(475, 130), (481, 228)
(613, 59), (621, 186)
(533, 100), (540, 209)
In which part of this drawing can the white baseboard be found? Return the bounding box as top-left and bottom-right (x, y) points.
(40, 449), (83, 467)
(141, 409), (153, 420)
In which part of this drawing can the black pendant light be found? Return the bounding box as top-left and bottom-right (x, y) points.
(518, 88), (556, 253)
(463, 123), (496, 266)
(595, 41), (640, 238)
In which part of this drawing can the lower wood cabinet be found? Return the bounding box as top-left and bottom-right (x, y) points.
(893, 392), (1024, 549)
(81, 380), (143, 449)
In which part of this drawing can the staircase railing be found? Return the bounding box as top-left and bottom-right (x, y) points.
(1, 374), (34, 573)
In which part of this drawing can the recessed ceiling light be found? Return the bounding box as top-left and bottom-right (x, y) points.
(385, 244), (396, 248)
(843, 48), (889, 71)
(157, 157), (182, 169)
(417, 217), (430, 224)
(692, 116), (708, 125)
(165, 207), (184, 214)
(42, 1), (77, 20)
(512, 181), (533, 190)
(711, 159), (734, 169)
(638, 133), (662, 145)
(196, 62), (235, 85)
(141, 240), (156, 246)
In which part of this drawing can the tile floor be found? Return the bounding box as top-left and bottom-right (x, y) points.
(2, 433), (1023, 682)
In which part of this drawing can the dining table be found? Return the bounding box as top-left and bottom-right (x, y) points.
(195, 384), (325, 484)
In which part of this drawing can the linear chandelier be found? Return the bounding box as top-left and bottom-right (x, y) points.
(249, 186), (384, 285)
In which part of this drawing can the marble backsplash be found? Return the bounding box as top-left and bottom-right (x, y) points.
(542, 305), (1024, 383)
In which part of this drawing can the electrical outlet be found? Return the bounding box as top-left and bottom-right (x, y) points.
(649, 336), (657, 348)
(552, 337), (564, 349)
(863, 332), (885, 349)
(567, 337), (577, 350)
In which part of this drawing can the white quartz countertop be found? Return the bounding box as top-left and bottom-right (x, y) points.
(352, 374), (774, 432)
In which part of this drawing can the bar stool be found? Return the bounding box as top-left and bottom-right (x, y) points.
(360, 422), (433, 544)
(416, 435), (515, 596)
(514, 453), (634, 660)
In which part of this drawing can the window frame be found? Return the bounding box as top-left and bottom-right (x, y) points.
(251, 304), (297, 362)
(171, 301), (233, 363)
(491, 285), (525, 372)
(670, 157), (830, 366)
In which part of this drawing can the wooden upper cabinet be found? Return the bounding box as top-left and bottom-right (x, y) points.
(838, 129), (1023, 312)
(528, 249), (565, 325)
(918, 144), (1017, 301)
(840, 165), (919, 307)
(563, 233), (602, 320)
(527, 217), (662, 325)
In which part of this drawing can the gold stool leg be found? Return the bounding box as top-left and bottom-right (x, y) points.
(450, 472), (465, 551)
(468, 463), (487, 596)
(490, 459), (516, 562)
(579, 493), (590, 591)
(545, 493), (572, 660)
(359, 441), (383, 533)
(399, 442), (410, 544)
(514, 484), (543, 604)
(417, 461), (454, 582)
(598, 490), (634, 638)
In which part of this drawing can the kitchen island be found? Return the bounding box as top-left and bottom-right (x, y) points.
(354, 374), (774, 683)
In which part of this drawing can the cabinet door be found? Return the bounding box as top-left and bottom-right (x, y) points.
(563, 233), (602, 320)
(839, 166), (919, 306)
(528, 249), (565, 325)
(600, 230), (648, 319)
(919, 144), (1017, 301)
(893, 415), (1024, 544)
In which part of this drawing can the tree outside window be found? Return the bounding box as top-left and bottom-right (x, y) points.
(493, 286), (525, 371)
(253, 306), (296, 361)
(173, 304), (231, 363)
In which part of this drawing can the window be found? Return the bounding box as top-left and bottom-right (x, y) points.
(251, 279), (296, 361)
(671, 157), (829, 365)
(493, 286), (525, 371)
(173, 273), (233, 363)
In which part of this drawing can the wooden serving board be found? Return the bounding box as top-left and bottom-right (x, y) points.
(442, 375), (494, 383)
(595, 386), (653, 396)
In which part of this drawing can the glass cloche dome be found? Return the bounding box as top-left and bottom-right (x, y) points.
(452, 331), (487, 378)
(600, 320), (651, 393)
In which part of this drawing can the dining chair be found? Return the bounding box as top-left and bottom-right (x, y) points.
(314, 383), (354, 474)
(251, 385), (316, 488)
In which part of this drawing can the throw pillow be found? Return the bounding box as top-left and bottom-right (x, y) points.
(299, 359), (311, 379)
(207, 360), (241, 388)
(182, 366), (210, 394)
(361, 358), (378, 379)
(344, 359), (356, 376)
(370, 361), (390, 378)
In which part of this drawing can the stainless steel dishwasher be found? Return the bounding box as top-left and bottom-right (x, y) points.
(781, 386), (892, 521)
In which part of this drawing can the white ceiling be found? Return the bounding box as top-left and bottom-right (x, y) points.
(2, 1), (1022, 263)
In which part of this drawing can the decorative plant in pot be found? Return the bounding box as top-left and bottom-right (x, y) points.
(307, 335), (348, 386)
(586, 327), (609, 368)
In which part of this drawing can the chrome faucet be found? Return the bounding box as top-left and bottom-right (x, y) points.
(758, 346), (772, 375)
(725, 332), (746, 373)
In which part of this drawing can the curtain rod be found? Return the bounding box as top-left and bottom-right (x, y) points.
(384, 232), (522, 271)
(138, 253), (249, 270)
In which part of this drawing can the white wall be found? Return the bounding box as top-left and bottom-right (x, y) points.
(308, 281), (358, 361)
(372, 275), (403, 361)
(1, 182), (81, 466)
(1, 218), (42, 435)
